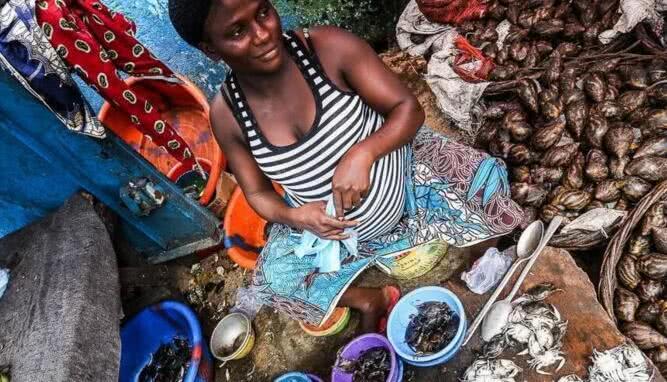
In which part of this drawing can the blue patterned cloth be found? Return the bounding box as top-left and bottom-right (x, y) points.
(0, 0), (104, 137)
(252, 128), (523, 326)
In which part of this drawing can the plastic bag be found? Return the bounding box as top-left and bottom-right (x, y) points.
(294, 197), (358, 273)
(0, 268), (8, 299)
(452, 36), (495, 83)
(232, 285), (264, 320)
(461, 247), (514, 294)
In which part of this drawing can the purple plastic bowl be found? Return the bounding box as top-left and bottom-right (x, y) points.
(331, 334), (401, 382)
(307, 374), (324, 382)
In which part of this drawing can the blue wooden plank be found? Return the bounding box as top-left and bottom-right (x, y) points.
(0, 68), (220, 261)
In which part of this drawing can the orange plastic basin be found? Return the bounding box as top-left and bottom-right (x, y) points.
(98, 75), (225, 205)
(224, 184), (283, 269)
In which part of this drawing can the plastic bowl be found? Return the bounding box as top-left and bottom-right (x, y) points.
(120, 300), (213, 382)
(274, 372), (323, 382)
(210, 312), (255, 361)
(387, 286), (466, 366)
(223, 184), (283, 269)
(299, 307), (351, 337)
(98, 75), (224, 205)
(331, 334), (402, 382)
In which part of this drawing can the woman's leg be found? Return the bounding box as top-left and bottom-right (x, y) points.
(338, 286), (394, 333)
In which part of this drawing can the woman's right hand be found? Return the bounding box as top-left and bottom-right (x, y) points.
(288, 201), (358, 240)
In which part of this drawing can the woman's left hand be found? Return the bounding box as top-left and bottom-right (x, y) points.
(332, 146), (375, 218)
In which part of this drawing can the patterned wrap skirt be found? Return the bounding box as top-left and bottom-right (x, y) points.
(251, 127), (523, 326)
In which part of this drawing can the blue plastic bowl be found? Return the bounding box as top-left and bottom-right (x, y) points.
(274, 372), (323, 382)
(120, 300), (214, 382)
(387, 286), (466, 366)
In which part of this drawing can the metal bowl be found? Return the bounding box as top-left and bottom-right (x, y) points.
(210, 312), (254, 361)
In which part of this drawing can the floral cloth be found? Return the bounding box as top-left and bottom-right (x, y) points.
(252, 128), (523, 326)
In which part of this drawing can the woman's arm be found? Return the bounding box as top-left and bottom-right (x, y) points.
(210, 94), (355, 239)
(308, 27), (426, 216)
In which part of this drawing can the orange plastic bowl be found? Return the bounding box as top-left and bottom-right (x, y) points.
(299, 307), (351, 337)
(223, 184), (283, 269)
(98, 75), (225, 205)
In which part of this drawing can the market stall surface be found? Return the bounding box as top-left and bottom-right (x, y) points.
(153, 245), (661, 382)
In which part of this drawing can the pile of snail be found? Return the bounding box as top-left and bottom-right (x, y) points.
(465, 0), (667, 228)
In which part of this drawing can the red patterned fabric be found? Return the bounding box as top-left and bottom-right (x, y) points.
(416, 0), (487, 25)
(35, 0), (202, 176)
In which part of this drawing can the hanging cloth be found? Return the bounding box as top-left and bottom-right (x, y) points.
(0, 0), (105, 137)
(35, 0), (204, 176)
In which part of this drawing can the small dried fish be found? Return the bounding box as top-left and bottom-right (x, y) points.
(540, 98), (563, 120)
(615, 287), (640, 322)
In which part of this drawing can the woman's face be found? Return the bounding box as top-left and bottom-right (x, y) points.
(201, 0), (285, 74)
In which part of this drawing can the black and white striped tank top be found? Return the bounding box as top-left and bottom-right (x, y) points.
(222, 30), (407, 241)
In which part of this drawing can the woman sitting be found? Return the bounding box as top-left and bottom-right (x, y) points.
(168, 0), (522, 333)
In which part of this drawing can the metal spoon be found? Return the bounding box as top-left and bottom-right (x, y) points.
(480, 216), (563, 341)
(462, 220), (544, 346)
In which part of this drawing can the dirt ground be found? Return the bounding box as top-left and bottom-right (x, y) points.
(172, 246), (471, 382)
